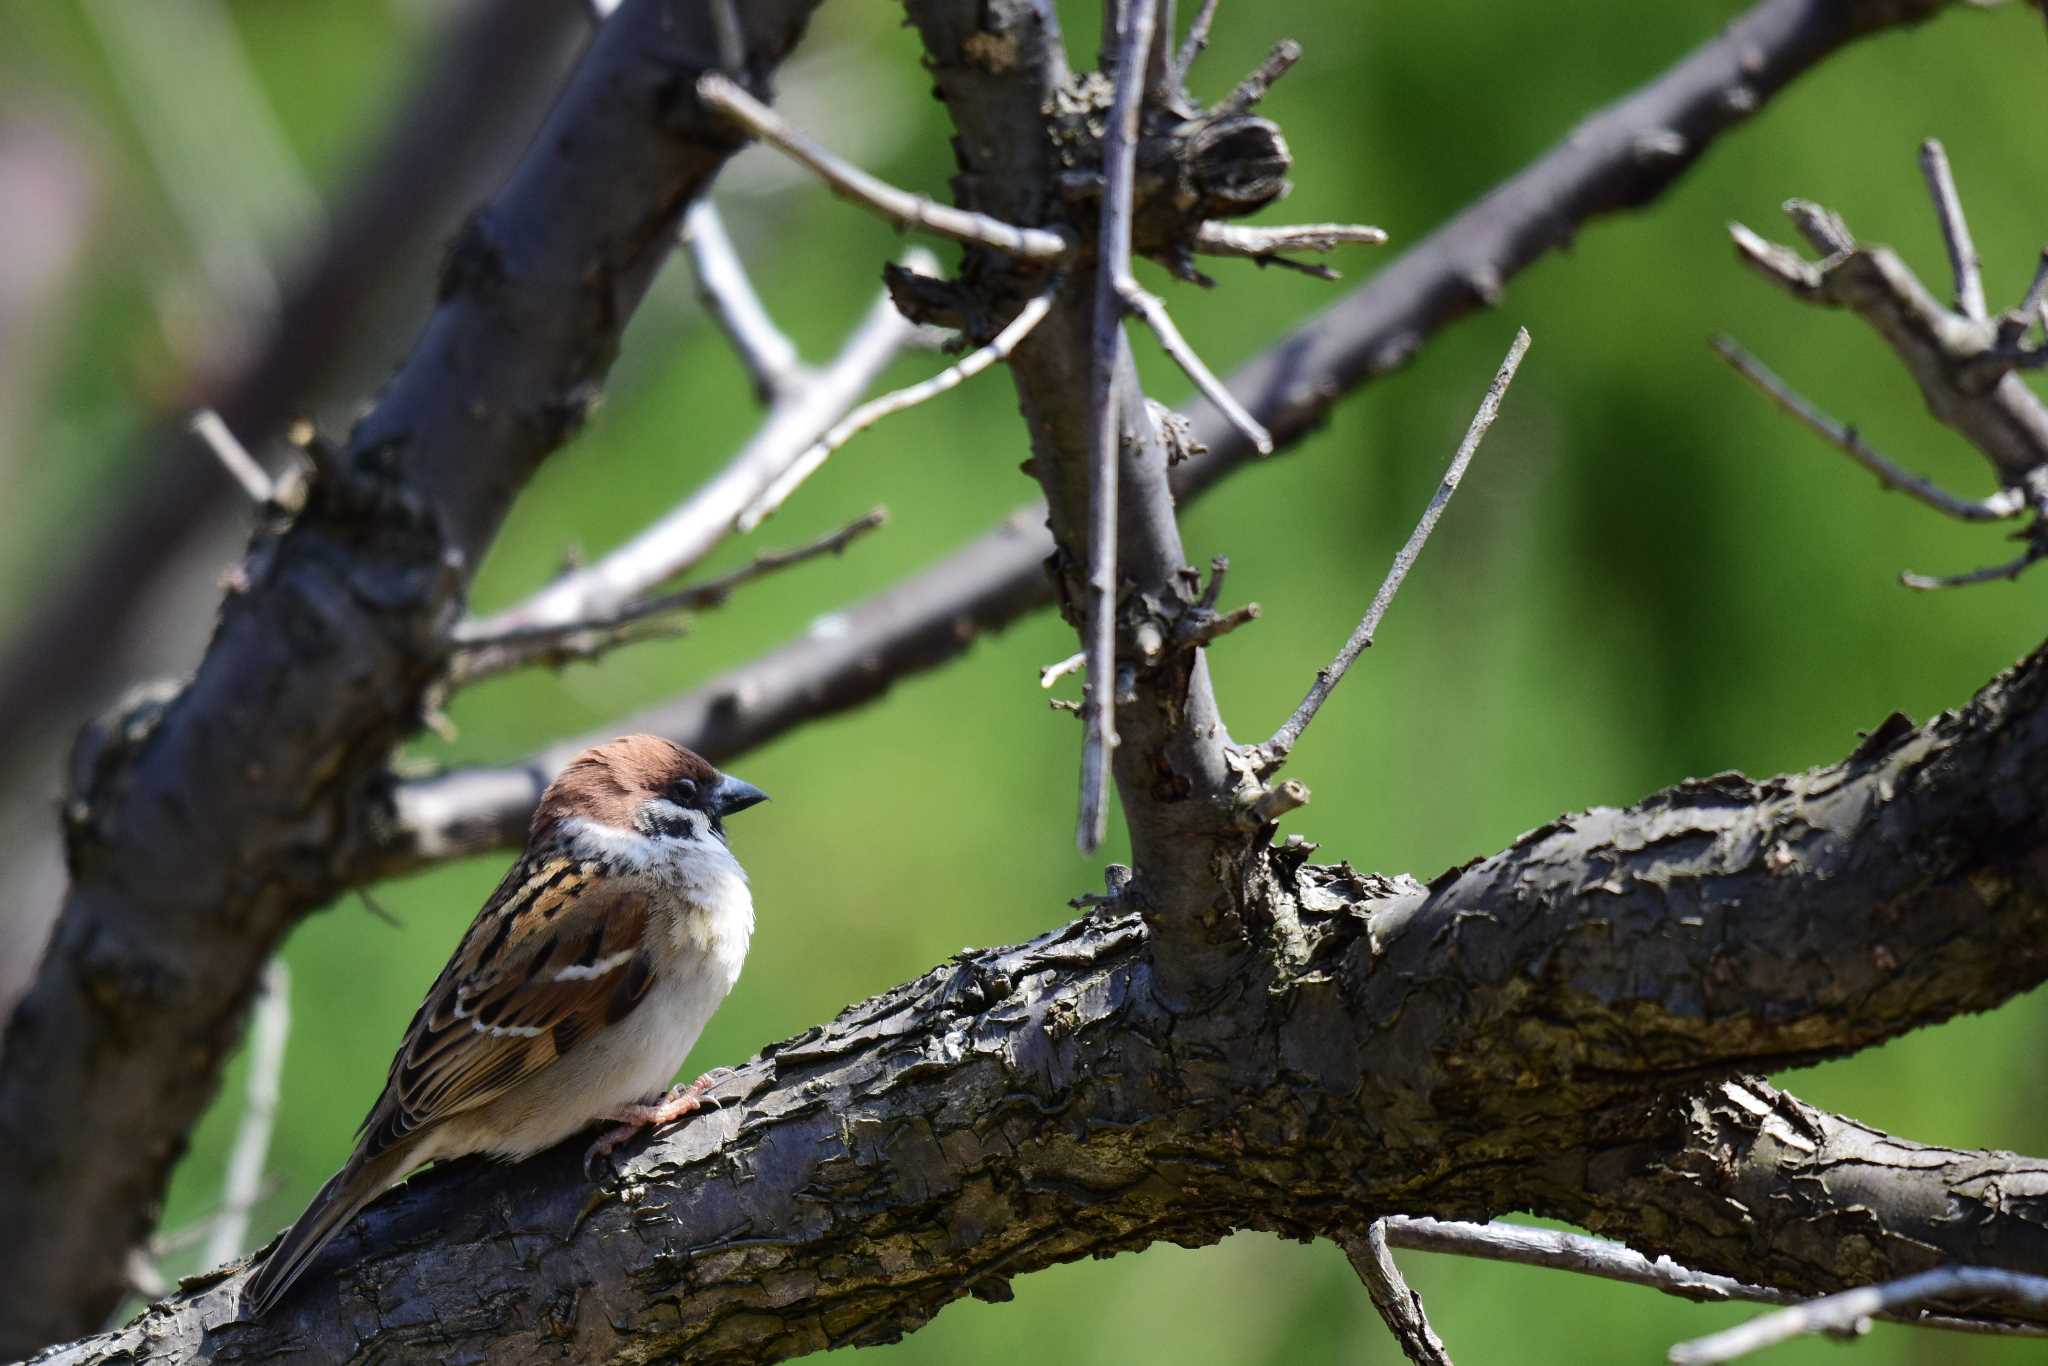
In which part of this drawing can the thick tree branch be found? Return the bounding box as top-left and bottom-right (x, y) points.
(0, 3), (827, 1352)
(45, 640), (2048, 1361)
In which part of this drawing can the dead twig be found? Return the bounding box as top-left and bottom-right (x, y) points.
(696, 73), (1070, 262)
(1668, 1266), (2048, 1364)
(1919, 139), (1985, 321)
(1258, 327), (1529, 767)
(1340, 1224), (1454, 1366)
(202, 958), (289, 1270)
(1710, 336), (2024, 522)
(450, 509), (887, 685)
(739, 282), (1060, 531)
(1078, 0), (1163, 853)
(188, 409), (273, 504)
(682, 200), (806, 405)
(1383, 1217), (2048, 1341)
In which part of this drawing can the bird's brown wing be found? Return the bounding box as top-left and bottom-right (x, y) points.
(354, 853), (655, 1161)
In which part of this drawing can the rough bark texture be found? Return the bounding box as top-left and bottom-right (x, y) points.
(0, 2), (825, 1351)
(40, 645), (2048, 1364)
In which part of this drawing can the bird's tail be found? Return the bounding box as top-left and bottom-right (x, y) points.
(242, 1144), (413, 1318)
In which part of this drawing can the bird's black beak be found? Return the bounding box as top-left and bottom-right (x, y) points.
(712, 775), (769, 817)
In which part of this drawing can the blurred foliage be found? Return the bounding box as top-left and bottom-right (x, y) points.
(4, 0), (2047, 1361)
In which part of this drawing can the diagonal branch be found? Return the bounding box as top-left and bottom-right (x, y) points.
(462, 256), (931, 640)
(446, 509), (887, 686)
(1257, 327), (1527, 768)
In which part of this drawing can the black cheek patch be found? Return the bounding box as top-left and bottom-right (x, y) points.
(637, 806), (691, 839)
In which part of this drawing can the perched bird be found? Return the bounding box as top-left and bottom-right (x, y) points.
(244, 735), (768, 1317)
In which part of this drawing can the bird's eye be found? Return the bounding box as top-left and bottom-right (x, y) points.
(668, 779), (699, 805)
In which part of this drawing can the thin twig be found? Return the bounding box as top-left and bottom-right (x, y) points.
(1194, 221), (1388, 262)
(1918, 139), (1986, 321)
(1211, 39), (1302, 118)
(696, 73), (1071, 262)
(738, 282), (1059, 531)
(188, 409), (273, 503)
(1340, 1224), (1455, 1366)
(1078, 0), (1162, 853)
(1040, 651), (1086, 688)
(466, 259), (929, 639)
(2021, 245), (2048, 334)
(1260, 327), (1529, 764)
(450, 510), (887, 685)
(1668, 1266), (2048, 1365)
(202, 958), (288, 1270)
(1382, 1218), (2048, 1340)
(1170, 0), (1223, 88)
(1710, 336), (2023, 521)
(1899, 541), (2046, 591)
(1122, 287), (1273, 452)
(682, 200), (806, 405)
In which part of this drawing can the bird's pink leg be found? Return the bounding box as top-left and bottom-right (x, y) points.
(584, 1068), (738, 1176)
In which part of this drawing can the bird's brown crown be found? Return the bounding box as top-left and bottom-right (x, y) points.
(532, 735), (720, 835)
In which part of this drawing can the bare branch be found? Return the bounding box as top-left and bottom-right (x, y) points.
(1918, 138), (1986, 320)
(681, 200), (806, 405)
(1899, 542), (2047, 591)
(1193, 220), (1388, 270)
(1382, 1218), (2047, 1339)
(2020, 245), (2048, 327)
(738, 281), (1059, 531)
(187, 409), (273, 504)
(1077, 0), (1163, 853)
(1169, 0), (1223, 87)
(695, 73), (1071, 262)
(1710, 335), (2024, 521)
(1211, 38), (1302, 117)
(449, 509), (887, 685)
(1341, 1224), (1454, 1366)
(1669, 1267), (2048, 1365)
(1120, 286), (1273, 452)
(1727, 208), (2048, 484)
(466, 259), (930, 639)
(1040, 651), (1086, 689)
(202, 959), (288, 1272)
(1260, 327), (1528, 764)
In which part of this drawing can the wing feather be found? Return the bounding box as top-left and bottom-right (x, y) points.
(354, 856), (653, 1159)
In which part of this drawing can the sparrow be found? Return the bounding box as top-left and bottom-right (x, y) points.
(243, 734), (768, 1317)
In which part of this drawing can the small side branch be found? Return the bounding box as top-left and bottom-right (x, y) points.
(188, 409), (273, 504)
(1710, 336), (2024, 522)
(1258, 327), (1529, 766)
(739, 282), (1059, 531)
(1919, 139), (1986, 321)
(1193, 220), (1388, 278)
(449, 510), (886, 685)
(1077, 0), (1162, 852)
(202, 958), (289, 1271)
(696, 73), (1071, 262)
(1339, 1224), (1455, 1366)
(681, 200), (805, 404)
(1669, 1267), (2048, 1365)
(1383, 1218), (2048, 1341)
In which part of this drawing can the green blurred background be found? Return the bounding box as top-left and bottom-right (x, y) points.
(3, 1), (2046, 1361)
